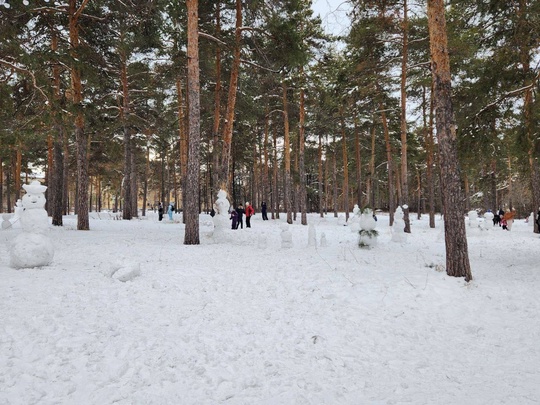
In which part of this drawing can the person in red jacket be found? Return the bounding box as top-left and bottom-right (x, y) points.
(245, 202), (255, 228)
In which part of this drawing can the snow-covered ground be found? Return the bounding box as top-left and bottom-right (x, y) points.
(1, 210), (539, 404)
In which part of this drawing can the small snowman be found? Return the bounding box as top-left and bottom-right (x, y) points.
(349, 204), (361, 233)
(358, 208), (378, 248)
(392, 206), (407, 243)
(483, 210), (494, 229)
(468, 210), (479, 228)
(10, 181), (54, 269)
(280, 223), (293, 249)
(212, 189), (231, 242)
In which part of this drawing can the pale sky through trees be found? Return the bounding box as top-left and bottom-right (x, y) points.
(311, 0), (351, 37)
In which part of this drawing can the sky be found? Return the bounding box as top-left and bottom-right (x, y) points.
(1, 202), (540, 404)
(311, 0), (352, 37)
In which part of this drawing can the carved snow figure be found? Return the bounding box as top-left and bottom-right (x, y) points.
(528, 212), (534, 226)
(10, 181), (54, 269)
(358, 208), (378, 248)
(349, 204), (361, 233)
(212, 189), (231, 242)
(12, 199), (23, 225)
(308, 223), (316, 247)
(468, 210), (479, 228)
(2, 213), (12, 230)
(391, 206), (407, 243)
(320, 232), (328, 247)
(280, 223), (293, 249)
(483, 210), (494, 230)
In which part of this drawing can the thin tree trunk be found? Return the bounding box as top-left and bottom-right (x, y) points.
(184, 0), (201, 244)
(381, 102), (395, 226)
(69, 0), (90, 230)
(340, 107), (349, 221)
(51, 28), (64, 226)
(354, 117), (362, 207)
(212, 0), (222, 199)
(367, 123), (376, 209)
(424, 84), (436, 228)
(318, 134), (324, 218)
(428, 0), (472, 281)
(219, 0), (242, 190)
(401, 0), (410, 232)
(283, 81), (292, 224)
(298, 71), (307, 225)
(272, 123), (278, 219)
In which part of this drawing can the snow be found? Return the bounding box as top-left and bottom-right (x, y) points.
(1, 211), (540, 404)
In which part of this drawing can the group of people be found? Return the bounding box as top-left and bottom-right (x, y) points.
(230, 202), (254, 229)
(157, 202), (175, 221)
(228, 201), (269, 229)
(492, 208), (515, 230)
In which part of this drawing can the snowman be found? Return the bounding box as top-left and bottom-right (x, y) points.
(9, 181), (54, 269)
(391, 205), (407, 243)
(358, 208), (378, 248)
(349, 204), (361, 233)
(483, 210), (494, 229)
(212, 189), (231, 242)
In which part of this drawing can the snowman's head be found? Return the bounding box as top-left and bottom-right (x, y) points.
(22, 181), (47, 209)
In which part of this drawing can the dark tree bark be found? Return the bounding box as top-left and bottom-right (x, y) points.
(184, 0), (201, 245)
(69, 0), (90, 230)
(428, 0), (472, 281)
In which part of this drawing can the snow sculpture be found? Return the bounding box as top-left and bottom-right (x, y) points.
(349, 204), (361, 233)
(483, 210), (494, 230)
(10, 181), (54, 269)
(308, 223), (316, 247)
(391, 206), (407, 243)
(468, 210), (479, 228)
(280, 223), (293, 249)
(12, 199), (23, 224)
(358, 208), (378, 248)
(320, 232), (328, 247)
(212, 189), (231, 242)
(528, 212), (534, 226)
(2, 213), (12, 230)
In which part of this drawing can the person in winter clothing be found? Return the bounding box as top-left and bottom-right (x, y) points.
(245, 202), (255, 228)
(536, 210), (540, 229)
(503, 210), (515, 231)
(167, 203), (174, 220)
(158, 203), (164, 221)
(261, 201), (268, 220)
(230, 209), (238, 229)
(236, 205), (245, 229)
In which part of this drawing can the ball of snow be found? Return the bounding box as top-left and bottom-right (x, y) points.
(10, 233), (54, 269)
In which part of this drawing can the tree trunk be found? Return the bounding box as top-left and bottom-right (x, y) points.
(381, 102), (395, 225)
(272, 124), (279, 219)
(340, 107), (349, 221)
(51, 28), (64, 226)
(318, 134), (324, 218)
(212, 0), (222, 200)
(184, 0), (201, 245)
(120, 50), (133, 220)
(428, 0), (472, 281)
(298, 72), (307, 225)
(401, 0), (411, 232)
(367, 123), (376, 209)
(69, 0), (90, 230)
(219, 0), (242, 190)
(354, 117), (362, 207)
(131, 149), (138, 217)
(283, 81), (292, 224)
(426, 82), (436, 228)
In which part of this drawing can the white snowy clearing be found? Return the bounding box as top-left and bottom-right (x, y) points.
(1, 211), (539, 404)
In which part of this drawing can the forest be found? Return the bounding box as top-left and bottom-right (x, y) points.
(1, 0), (539, 242)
